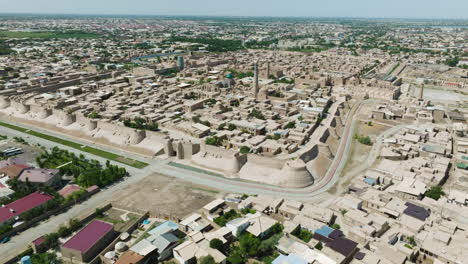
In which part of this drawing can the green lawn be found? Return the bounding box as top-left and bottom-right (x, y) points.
(0, 121), (148, 168)
(0, 31), (102, 39)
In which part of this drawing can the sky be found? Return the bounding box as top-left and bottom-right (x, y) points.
(0, 0), (467, 19)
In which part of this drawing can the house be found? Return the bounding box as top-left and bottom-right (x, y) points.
(0, 191), (53, 225)
(393, 178), (427, 200)
(18, 168), (61, 186)
(278, 200), (304, 219)
(272, 254), (308, 264)
(226, 217), (250, 237)
(58, 184), (82, 198)
(179, 213), (212, 233)
(173, 239), (226, 264)
(246, 213), (277, 238)
(130, 221), (182, 261)
(173, 240), (199, 264)
(115, 250), (145, 264)
(61, 220), (115, 263)
(147, 221), (179, 236)
(0, 164), (31, 178)
(276, 236), (336, 264)
(202, 199), (226, 216)
(323, 237), (359, 263)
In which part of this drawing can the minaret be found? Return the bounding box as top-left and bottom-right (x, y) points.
(418, 84), (424, 100)
(254, 61), (259, 99)
(266, 61), (271, 79)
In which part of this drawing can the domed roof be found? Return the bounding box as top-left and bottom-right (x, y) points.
(115, 242), (128, 252)
(226, 73), (234, 79)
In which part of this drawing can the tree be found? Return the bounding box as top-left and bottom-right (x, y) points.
(285, 121), (296, 129)
(44, 233), (60, 249)
(292, 228), (313, 242)
(354, 134), (373, 146)
(239, 146), (250, 154)
(209, 238), (224, 251)
(205, 136), (221, 146)
(249, 109), (265, 120)
(239, 233), (260, 257)
(331, 224), (341, 229)
(315, 242), (323, 250)
(227, 246), (245, 264)
(258, 233), (282, 257)
(425, 186), (445, 200)
(31, 252), (61, 264)
(199, 255), (216, 264)
(407, 235), (417, 246)
(228, 123), (237, 131)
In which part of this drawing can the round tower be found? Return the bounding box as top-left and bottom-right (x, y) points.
(0, 96), (10, 109)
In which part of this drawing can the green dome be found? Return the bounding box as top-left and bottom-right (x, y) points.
(226, 73), (234, 79)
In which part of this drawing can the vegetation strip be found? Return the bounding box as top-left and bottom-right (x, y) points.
(0, 121), (149, 168)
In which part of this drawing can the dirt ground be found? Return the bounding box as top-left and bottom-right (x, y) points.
(98, 207), (141, 232)
(111, 173), (223, 220)
(328, 120), (390, 194)
(0, 137), (44, 166)
(344, 120), (387, 172)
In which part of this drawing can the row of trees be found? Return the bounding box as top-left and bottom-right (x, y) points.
(36, 147), (127, 188)
(123, 118), (159, 131)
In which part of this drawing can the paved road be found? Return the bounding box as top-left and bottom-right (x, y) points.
(0, 100), (381, 259)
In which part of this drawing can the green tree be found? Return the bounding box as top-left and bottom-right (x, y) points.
(209, 238), (224, 251)
(239, 233), (260, 257)
(199, 255), (216, 264)
(31, 252), (61, 264)
(425, 186), (445, 200)
(315, 242), (323, 250)
(285, 121), (296, 129)
(205, 136), (221, 146)
(331, 224), (341, 229)
(239, 146), (250, 154)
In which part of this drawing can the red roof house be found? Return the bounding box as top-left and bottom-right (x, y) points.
(58, 184), (82, 198)
(61, 220), (115, 262)
(0, 191), (53, 224)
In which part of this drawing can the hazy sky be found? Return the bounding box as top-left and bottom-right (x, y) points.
(1, 0), (467, 19)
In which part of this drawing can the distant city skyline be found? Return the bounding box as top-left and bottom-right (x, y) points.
(1, 0), (468, 19)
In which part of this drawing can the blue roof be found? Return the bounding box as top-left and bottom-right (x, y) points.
(272, 254), (307, 264)
(148, 221), (179, 236)
(314, 225), (334, 237)
(364, 178), (377, 185)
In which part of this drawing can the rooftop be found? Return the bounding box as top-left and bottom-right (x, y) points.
(62, 220), (113, 253)
(0, 191), (53, 223)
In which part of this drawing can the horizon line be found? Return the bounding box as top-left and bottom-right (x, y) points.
(0, 12), (467, 21)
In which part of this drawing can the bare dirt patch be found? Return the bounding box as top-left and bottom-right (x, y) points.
(329, 120), (390, 194)
(111, 173), (222, 220)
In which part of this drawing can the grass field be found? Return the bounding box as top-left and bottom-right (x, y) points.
(0, 31), (102, 39)
(0, 121), (149, 168)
